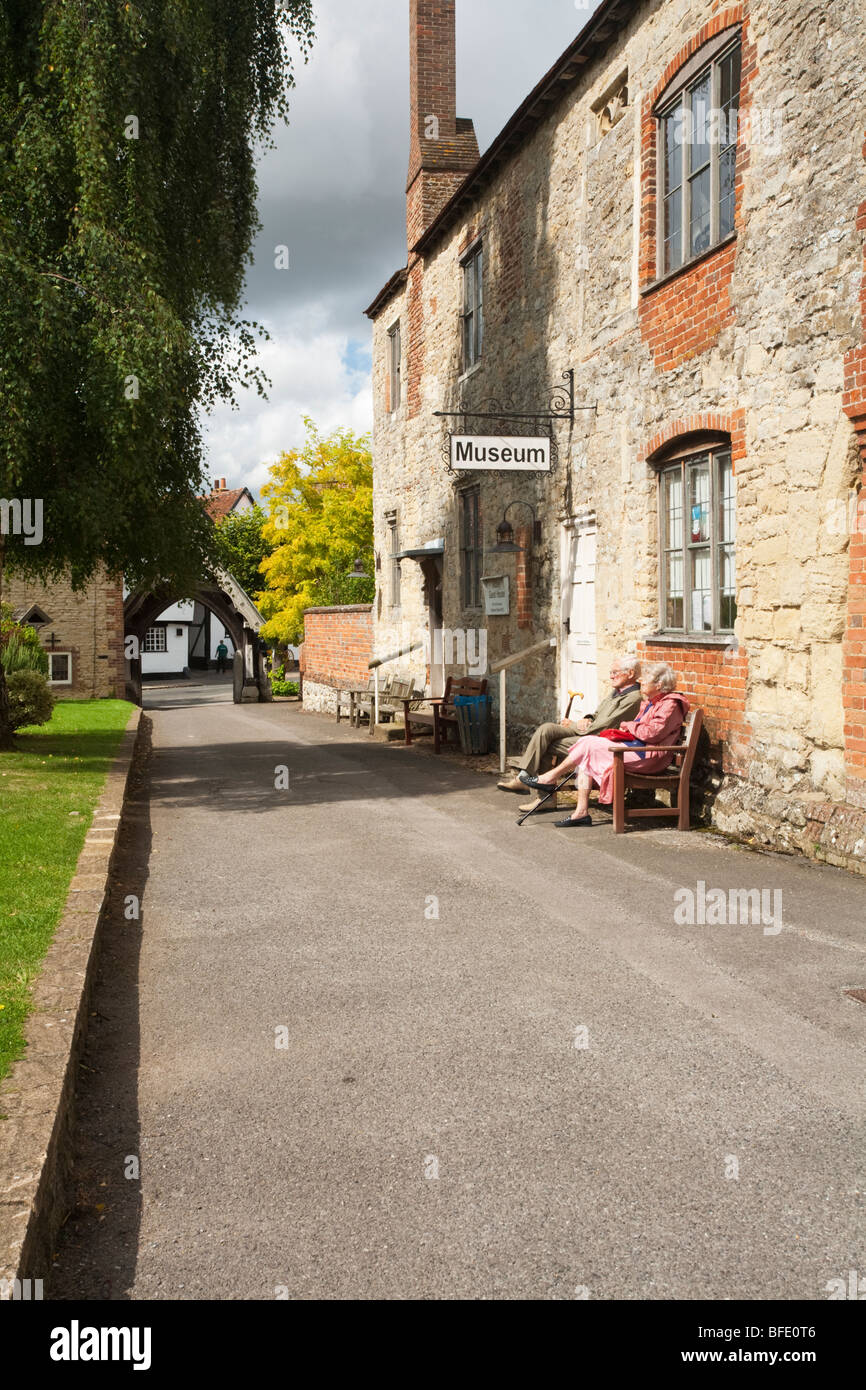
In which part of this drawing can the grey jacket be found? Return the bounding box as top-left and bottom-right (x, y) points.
(582, 684), (642, 735)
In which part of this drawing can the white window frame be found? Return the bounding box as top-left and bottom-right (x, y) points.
(48, 651), (72, 685)
(143, 626), (167, 654)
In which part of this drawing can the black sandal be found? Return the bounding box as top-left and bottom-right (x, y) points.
(554, 815), (593, 828)
(519, 770), (570, 792)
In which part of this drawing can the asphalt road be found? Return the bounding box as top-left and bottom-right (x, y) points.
(49, 686), (866, 1300)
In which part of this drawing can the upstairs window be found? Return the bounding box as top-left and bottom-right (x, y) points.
(461, 242), (483, 372)
(387, 321), (401, 412)
(659, 441), (736, 635)
(657, 37), (741, 275)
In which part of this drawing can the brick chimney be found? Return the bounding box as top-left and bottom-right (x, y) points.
(407, 0), (479, 254)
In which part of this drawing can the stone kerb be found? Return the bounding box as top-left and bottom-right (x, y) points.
(0, 706), (142, 1295)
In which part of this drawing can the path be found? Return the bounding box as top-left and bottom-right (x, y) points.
(48, 687), (866, 1300)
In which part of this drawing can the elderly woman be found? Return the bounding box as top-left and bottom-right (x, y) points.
(519, 661), (689, 828)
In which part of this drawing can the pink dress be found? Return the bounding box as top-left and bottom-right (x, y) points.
(558, 693), (690, 803)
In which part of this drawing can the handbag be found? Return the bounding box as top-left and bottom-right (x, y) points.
(597, 727), (648, 758)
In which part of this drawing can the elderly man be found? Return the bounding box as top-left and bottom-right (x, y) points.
(497, 656), (642, 806)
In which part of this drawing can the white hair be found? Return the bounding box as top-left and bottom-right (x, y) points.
(642, 661), (677, 693)
(613, 654), (641, 677)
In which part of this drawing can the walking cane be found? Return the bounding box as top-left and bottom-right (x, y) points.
(516, 687), (584, 826)
(562, 689), (583, 722)
(516, 767), (579, 826)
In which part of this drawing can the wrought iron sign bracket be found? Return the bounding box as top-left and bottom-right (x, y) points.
(433, 370), (595, 425)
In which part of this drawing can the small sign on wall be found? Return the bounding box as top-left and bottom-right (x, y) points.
(481, 575), (510, 616)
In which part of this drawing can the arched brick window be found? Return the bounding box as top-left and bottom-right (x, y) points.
(651, 432), (736, 635)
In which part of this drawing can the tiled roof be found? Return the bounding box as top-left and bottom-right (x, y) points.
(201, 486), (254, 521)
(364, 266), (409, 321)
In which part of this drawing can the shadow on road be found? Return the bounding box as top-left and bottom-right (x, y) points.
(47, 718), (154, 1300)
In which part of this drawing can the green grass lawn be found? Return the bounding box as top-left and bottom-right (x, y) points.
(0, 699), (134, 1086)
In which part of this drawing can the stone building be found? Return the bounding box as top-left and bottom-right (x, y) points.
(365, 0), (866, 869)
(5, 572), (126, 701)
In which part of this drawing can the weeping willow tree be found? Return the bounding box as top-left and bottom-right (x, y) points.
(0, 0), (314, 746)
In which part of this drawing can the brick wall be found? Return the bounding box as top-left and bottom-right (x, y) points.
(638, 640), (750, 775)
(5, 571), (126, 700)
(638, 5), (756, 371)
(302, 606), (373, 689)
(515, 524), (532, 630)
(407, 260), (425, 420)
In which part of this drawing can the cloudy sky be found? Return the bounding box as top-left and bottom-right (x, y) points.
(202, 0), (602, 498)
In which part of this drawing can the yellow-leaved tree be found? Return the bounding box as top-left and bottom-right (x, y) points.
(258, 419), (374, 646)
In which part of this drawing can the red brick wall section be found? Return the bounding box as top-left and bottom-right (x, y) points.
(408, 0), (458, 183)
(406, 0), (478, 252)
(302, 606), (373, 689)
(842, 134), (866, 784)
(515, 525), (532, 630)
(407, 260), (425, 420)
(638, 641), (750, 775)
(641, 409), (747, 467)
(638, 5), (756, 372)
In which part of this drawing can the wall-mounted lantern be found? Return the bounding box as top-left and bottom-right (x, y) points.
(490, 501), (541, 553)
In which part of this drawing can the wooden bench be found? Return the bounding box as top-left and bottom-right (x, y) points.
(401, 675), (489, 754)
(611, 708), (703, 833)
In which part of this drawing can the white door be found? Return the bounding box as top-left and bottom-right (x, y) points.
(561, 519), (598, 718)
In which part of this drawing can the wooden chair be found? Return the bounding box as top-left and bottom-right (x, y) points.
(378, 677), (415, 719)
(401, 675), (488, 753)
(611, 708), (703, 833)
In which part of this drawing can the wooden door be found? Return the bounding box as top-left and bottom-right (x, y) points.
(561, 519), (598, 716)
